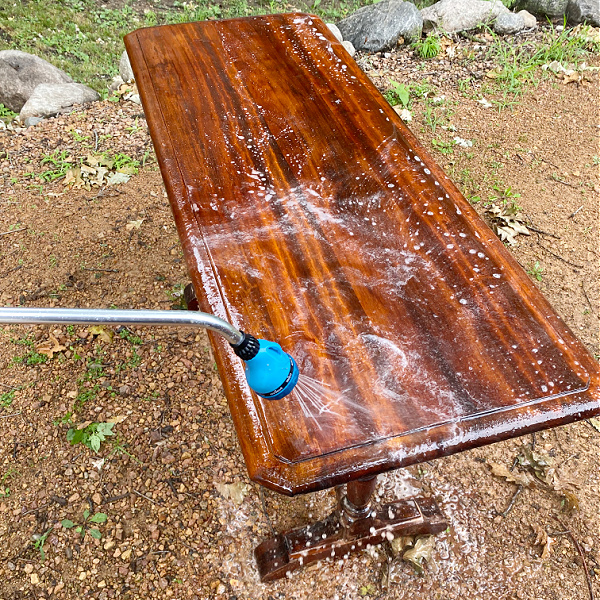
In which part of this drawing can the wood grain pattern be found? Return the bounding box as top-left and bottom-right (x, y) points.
(125, 14), (600, 495)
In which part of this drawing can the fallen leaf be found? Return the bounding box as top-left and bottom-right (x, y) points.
(393, 106), (412, 122)
(486, 204), (530, 246)
(518, 446), (554, 484)
(116, 165), (138, 176)
(402, 535), (435, 574)
(88, 325), (114, 343)
(86, 154), (114, 170)
(126, 219), (144, 231)
(64, 167), (85, 189)
(560, 490), (580, 513)
(390, 535), (414, 557)
(36, 334), (67, 358)
(106, 172), (131, 186)
(95, 166), (109, 186)
(358, 583), (378, 596)
(215, 482), (250, 505)
(562, 72), (586, 85)
(106, 415), (127, 424)
(488, 462), (534, 487)
(589, 417), (600, 432)
(80, 163), (97, 176)
(532, 524), (556, 559)
(485, 67), (505, 79)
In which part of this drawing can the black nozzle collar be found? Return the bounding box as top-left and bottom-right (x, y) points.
(231, 332), (260, 361)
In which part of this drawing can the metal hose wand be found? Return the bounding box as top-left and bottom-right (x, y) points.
(0, 307), (299, 400)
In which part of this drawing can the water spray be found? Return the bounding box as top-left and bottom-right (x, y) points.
(0, 307), (299, 400)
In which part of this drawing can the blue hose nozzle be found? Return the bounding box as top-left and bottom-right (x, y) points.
(231, 333), (299, 400)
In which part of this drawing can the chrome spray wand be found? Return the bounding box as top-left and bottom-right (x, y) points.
(0, 307), (299, 400)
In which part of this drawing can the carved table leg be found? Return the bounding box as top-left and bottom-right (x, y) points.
(254, 476), (447, 582)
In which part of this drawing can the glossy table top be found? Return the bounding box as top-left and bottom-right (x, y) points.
(125, 14), (600, 495)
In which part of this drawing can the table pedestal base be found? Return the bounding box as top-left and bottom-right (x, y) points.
(255, 477), (447, 582)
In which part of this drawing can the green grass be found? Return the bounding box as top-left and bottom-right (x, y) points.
(1, 0), (597, 111)
(0, 0), (370, 95)
(484, 24), (600, 105)
(413, 35), (441, 59)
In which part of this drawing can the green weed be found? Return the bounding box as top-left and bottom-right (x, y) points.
(0, 467), (17, 498)
(11, 351), (48, 366)
(111, 152), (140, 174)
(431, 139), (454, 155)
(166, 283), (186, 309)
(33, 528), (53, 561)
(0, 103), (17, 123)
(527, 261), (544, 281)
(67, 421), (115, 452)
(489, 183), (522, 210)
(74, 384), (101, 411)
(0, 388), (16, 408)
(384, 81), (411, 108)
(62, 508), (107, 540)
(39, 150), (73, 182)
(118, 328), (143, 345)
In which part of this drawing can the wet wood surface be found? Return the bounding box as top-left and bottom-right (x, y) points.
(125, 14), (600, 495)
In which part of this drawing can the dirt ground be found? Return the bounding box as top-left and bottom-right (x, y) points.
(0, 28), (598, 600)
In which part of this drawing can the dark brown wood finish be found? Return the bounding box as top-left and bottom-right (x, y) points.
(125, 14), (600, 495)
(254, 485), (447, 582)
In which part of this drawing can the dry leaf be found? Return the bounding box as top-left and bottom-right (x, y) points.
(215, 482), (250, 505)
(488, 462), (534, 487)
(107, 172), (132, 185)
(126, 219), (144, 231)
(390, 535), (414, 557)
(86, 154), (114, 170)
(486, 205), (530, 246)
(88, 325), (114, 343)
(589, 417), (600, 432)
(485, 67), (505, 79)
(402, 535), (435, 574)
(36, 334), (67, 358)
(518, 446), (554, 484)
(106, 415), (128, 424)
(559, 490), (580, 513)
(532, 524), (556, 559)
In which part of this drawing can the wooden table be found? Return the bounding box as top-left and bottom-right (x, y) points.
(124, 14), (600, 581)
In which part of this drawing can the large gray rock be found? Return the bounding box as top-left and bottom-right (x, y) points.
(0, 50), (72, 112)
(337, 0), (423, 52)
(119, 50), (134, 82)
(421, 0), (510, 32)
(494, 11), (526, 33)
(515, 0), (568, 17)
(20, 83), (100, 119)
(567, 0), (600, 24)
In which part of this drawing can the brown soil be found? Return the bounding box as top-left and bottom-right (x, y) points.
(0, 31), (598, 600)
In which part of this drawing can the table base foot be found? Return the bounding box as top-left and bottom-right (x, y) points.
(254, 496), (447, 582)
